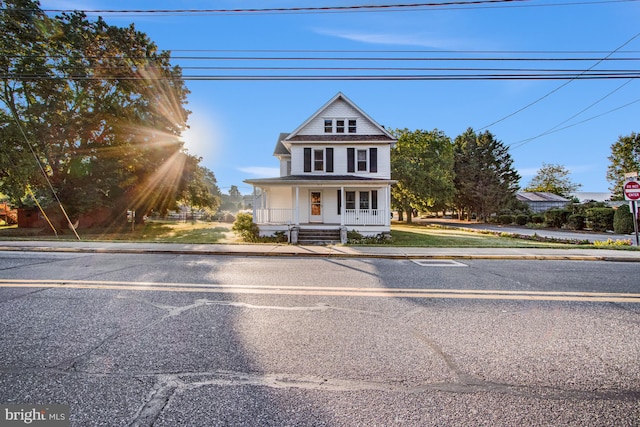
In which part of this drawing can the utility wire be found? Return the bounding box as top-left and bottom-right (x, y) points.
(510, 95), (640, 149)
(20, 0), (640, 15)
(5, 102), (81, 240)
(510, 79), (634, 148)
(26, 0), (532, 14)
(477, 30), (640, 131)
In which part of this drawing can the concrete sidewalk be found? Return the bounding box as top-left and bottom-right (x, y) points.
(1, 240), (639, 261)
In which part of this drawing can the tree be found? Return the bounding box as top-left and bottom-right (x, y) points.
(453, 128), (520, 221)
(524, 163), (581, 197)
(179, 161), (221, 212)
(220, 185), (244, 213)
(607, 132), (640, 200)
(390, 128), (455, 223)
(0, 0), (197, 225)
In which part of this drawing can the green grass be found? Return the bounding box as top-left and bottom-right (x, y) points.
(1, 220), (633, 249)
(0, 221), (240, 244)
(387, 223), (593, 248)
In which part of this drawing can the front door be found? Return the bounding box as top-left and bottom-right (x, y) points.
(310, 191), (322, 222)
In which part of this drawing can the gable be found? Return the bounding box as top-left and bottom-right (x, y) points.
(284, 92), (395, 143)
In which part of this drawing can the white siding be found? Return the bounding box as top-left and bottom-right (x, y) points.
(266, 187), (292, 209)
(290, 144), (391, 179)
(279, 158), (291, 177)
(297, 98), (382, 136)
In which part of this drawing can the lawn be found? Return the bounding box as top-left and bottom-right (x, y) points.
(0, 220), (601, 248)
(388, 223), (587, 248)
(0, 221), (240, 244)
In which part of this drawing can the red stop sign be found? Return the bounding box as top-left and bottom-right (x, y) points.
(624, 180), (640, 201)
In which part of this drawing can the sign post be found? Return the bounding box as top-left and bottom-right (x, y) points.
(624, 179), (640, 246)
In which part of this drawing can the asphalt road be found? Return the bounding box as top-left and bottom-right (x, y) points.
(1, 251), (639, 426)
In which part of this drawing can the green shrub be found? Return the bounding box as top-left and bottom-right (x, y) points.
(515, 214), (529, 226)
(586, 207), (615, 232)
(544, 209), (570, 228)
(613, 205), (636, 234)
(567, 214), (585, 230)
(231, 213), (259, 242)
(530, 214), (544, 224)
(497, 214), (513, 225)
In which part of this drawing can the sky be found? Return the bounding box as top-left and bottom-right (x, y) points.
(37, 0), (640, 195)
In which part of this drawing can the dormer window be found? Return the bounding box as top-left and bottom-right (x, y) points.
(323, 119), (357, 134)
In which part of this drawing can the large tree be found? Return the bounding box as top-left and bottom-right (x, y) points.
(0, 0), (204, 225)
(390, 128), (454, 223)
(453, 128), (520, 221)
(524, 162), (581, 197)
(607, 132), (640, 200)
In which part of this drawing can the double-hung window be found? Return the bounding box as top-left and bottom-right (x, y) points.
(345, 191), (356, 210)
(357, 149), (367, 172)
(304, 147), (334, 173)
(313, 149), (323, 171)
(359, 192), (370, 210)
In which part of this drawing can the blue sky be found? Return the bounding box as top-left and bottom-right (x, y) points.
(39, 1), (640, 195)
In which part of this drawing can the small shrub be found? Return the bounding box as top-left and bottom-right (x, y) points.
(346, 230), (391, 244)
(566, 214), (585, 231)
(497, 214), (513, 225)
(232, 213), (259, 242)
(530, 214), (544, 224)
(613, 205), (636, 234)
(514, 214), (529, 226)
(544, 209), (570, 228)
(586, 207), (615, 232)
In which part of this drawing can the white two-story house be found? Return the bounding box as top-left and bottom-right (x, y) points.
(244, 92), (396, 243)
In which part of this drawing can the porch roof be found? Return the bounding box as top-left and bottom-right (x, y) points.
(244, 174), (396, 186)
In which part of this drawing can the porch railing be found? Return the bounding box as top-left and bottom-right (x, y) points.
(254, 208), (294, 224)
(344, 209), (387, 225)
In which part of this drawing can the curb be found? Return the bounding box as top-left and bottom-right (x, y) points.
(1, 245), (638, 262)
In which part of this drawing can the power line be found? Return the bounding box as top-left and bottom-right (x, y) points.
(17, 1), (532, 14)
(4, 73), (640, 80)
(477, 30), (640, 131)
(18, 0), (639, 15)
(510, 95), (640, 149)
(510, 79), (635, 148)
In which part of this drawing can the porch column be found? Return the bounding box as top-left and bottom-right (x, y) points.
(340, 186), (345, 226)
(252, 186), (256, 219)
(295, 186), (300, 226)
(386, 185), (391, 226)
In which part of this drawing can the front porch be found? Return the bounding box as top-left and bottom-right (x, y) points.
(253, 208), (390, 226)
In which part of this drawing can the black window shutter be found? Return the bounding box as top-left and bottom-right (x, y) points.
(326, 148), (334, 173)
(372, 190), (378, 210)
(304, 148), (311, 172)
(347, 148), (355, 173)
(337, 189), (341, 215)
(369, 148), (378, 173)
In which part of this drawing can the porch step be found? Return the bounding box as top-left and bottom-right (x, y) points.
(297, 228), (341, 245)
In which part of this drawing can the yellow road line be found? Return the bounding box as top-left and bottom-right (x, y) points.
(0, 279), (639, 303)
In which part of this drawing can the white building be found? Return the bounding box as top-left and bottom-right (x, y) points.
(245, 93), (396, 243)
